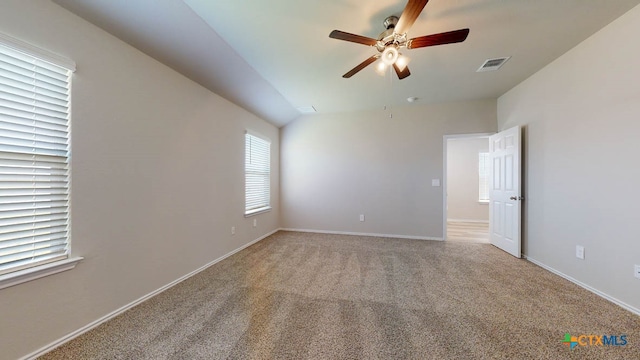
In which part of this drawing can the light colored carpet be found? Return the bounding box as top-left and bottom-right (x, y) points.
(40, 231), (639, 359)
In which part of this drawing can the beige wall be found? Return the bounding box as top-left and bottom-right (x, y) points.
(446, 137), (489, 222)
(498, 4), (640, 311)
(0, 1), (280, 359)
(281, 100), (497, 238)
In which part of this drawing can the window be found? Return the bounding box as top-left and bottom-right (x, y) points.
(245, 132), (270, 215)
(0, 35), (77, 286)
(478, 152), (490, 202)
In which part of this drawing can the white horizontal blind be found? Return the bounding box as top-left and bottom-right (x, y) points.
(478, 152), (490, 202)
(0, 42), (71, 276)
(245, 133), (270, 214)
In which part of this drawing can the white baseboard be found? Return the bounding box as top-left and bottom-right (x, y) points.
(525, 256), (640, 316)
(21, 229), (280, 360)
(280, 228), (443, 241)
(447, 219), (489, 224)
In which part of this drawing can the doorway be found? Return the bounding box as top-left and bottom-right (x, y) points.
(443, 134), (491, 243)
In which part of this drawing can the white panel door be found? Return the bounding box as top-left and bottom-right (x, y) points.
(489, 126), (522, 258)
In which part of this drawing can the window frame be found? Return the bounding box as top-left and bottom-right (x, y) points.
(244, 131), (271, 217)
(0, 32), (81, 290)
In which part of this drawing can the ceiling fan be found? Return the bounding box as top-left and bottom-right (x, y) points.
(329, 0), (469, 80)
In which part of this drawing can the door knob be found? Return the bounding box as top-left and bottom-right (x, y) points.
(510, 196), (524, 200)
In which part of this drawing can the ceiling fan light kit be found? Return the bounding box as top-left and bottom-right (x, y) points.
(381, 46), (399, 66)
(375, 61), (388, 76)
(395, 54), (410, 71)
(329, 0), (470, 80)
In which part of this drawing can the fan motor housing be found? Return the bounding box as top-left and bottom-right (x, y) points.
(377, 16), (407, 52)
(383, 15), (398, 30)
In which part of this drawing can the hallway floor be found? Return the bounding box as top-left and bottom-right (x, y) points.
(446, 221), (489, 243)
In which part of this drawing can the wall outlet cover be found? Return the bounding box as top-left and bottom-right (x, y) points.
(359, 214), (365, 222)
(576, 245), (585, 260)
(634, 264), (640, 279)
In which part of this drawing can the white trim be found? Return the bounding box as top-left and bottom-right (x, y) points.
(0, 32), (76, 71)
(447, 219), (490, 224)
(244, 206), (272, 217)
(526, 256), (640, 316)
(444, 133), (492, 140)
(20, 230), (279, 360)
(244, 129), (270, 143)
(0, 257), (83, 290)
(280, 228), (443, 241)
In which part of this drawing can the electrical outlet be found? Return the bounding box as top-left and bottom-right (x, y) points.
(575, 245), (585, 260)
(253, 218), (257, 227)
(359, 214), (365, 222)
(634, 264), (640, 279)
(231, 226), (235, 235)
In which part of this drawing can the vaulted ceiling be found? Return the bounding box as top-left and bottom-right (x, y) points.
(53, 0), (640, 127)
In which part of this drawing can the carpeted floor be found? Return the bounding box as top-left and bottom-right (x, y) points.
(40, 231), (639, 359)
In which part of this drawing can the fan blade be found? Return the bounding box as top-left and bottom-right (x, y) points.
(329, 30), (377, 46)
(393, 63), (411, 80)
(394, 0), (429, 35)
(343, 55), (379, 78)
(407, 28), (470, 49)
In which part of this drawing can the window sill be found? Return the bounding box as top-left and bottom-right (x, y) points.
(244, 206), (272, 217)
(478, 201), (489, 205)
(0, 257), (83, 290)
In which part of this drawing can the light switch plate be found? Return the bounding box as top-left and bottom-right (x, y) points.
(634, 264), (640, 279)
(432, 179), (441, 187)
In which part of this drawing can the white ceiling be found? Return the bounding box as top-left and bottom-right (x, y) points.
(53, 0), (640, 127)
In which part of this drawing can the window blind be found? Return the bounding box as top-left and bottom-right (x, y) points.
(478, 152), (490, 202)
(0, 42), (71, 276)
(245, 132), (270, 214)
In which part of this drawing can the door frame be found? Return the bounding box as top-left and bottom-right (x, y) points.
(442, 133), (494, 241)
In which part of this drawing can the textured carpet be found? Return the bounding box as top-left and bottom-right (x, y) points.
(40, 231), (639, 359)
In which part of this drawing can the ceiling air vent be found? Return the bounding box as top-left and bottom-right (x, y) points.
(477, 57), (511, 72)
